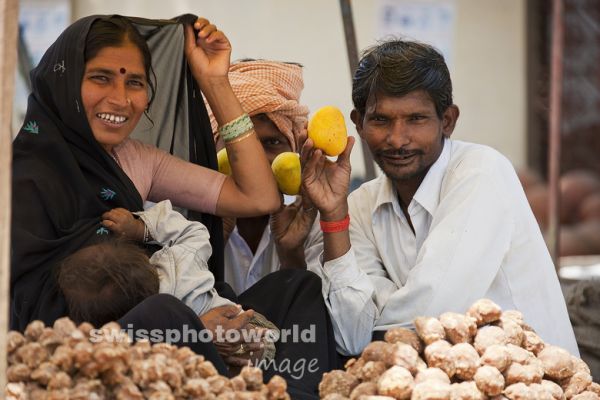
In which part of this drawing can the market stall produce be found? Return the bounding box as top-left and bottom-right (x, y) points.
(5, 318), (290, 399)
(319, 299), (599, 400)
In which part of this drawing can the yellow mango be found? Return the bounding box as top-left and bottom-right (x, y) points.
(271, 152), (301, 195)
(307, 105), (348, 156)
(217, 148), (231, 176)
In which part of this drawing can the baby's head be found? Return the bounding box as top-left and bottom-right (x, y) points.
(57, 239), (159, 327)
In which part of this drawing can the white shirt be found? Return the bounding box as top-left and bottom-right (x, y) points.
(320, 139), (579, 356)
(136, 200), (235, 315)
(224, 200), (323, 295)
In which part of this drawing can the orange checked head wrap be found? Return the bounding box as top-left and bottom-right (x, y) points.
(209, 60), (309, 152)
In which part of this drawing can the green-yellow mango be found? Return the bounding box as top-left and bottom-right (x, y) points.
(217, 148), (231, 176)
(271, 152), (301, 195)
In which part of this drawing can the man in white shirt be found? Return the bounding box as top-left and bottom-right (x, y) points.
(225, 192), (322, 294)
(301, 39), (579, 356)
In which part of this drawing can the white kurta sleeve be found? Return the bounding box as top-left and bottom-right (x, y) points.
(319, 247), (384, 355)
(302, 215), (381, 355)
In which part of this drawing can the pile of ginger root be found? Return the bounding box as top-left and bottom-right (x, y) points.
(319, 299), (599, 400)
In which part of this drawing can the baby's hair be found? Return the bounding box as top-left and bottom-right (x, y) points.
(57, 239), (159, 327)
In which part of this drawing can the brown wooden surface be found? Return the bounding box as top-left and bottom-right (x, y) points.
(527, 0), (600, 177)
(548, 0), (564, 268)
(0, 0), (19, 392)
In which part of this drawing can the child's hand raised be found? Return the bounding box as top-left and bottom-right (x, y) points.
(101, 208), (145, 242)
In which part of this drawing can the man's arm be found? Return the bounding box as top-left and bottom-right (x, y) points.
(301, 137), (389, 355)
(318, 190), (399, 355)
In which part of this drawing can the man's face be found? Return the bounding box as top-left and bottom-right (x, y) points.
(251, 114), (292, 164)
(352, 90), (458, 183)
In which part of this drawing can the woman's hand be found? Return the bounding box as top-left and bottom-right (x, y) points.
(223, 326), (266, 371)
(199, 305), (265, 366)
(184, 18), (231, 87)
(101, 208), (145, 241)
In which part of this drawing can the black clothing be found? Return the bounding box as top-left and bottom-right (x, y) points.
(11, 15), (141, 330)
(240, 270), (341, 399)
(117, 293), (229, 375)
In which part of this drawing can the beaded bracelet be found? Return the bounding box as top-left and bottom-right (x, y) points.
(320, 215), (350, 233)
(219, 113), (254, 143)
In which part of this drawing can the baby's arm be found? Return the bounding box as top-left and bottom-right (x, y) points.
(101, 208), (145, 242)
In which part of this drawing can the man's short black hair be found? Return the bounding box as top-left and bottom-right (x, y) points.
(352, 39), (453, 118)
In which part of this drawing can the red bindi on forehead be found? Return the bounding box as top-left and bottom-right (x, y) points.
(119, 67), (126, 74)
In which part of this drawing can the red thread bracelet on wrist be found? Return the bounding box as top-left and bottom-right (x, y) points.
(320, 215), (350, 233)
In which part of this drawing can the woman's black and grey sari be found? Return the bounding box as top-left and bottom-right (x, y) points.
(11, 14), (223, 331)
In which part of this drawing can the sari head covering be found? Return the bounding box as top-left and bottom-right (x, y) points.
(11, 14), (221, 330)
(208, 60), (309, 151)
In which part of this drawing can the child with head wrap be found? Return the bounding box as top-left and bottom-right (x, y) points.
(207, 59), (324, 295)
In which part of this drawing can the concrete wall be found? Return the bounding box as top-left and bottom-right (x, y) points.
(73, 0), (527, 176)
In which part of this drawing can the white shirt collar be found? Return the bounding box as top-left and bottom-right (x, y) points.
(412, 138), (451, 216)
(373, 138), (452, 217)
